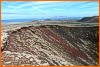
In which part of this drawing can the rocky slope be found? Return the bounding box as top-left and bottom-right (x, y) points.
(78, 16), (98, 23)
(2, 25), (98, 66)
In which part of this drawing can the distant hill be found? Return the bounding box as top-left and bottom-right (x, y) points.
(45, 17), (82, 21)
(78, 16), (99, 23)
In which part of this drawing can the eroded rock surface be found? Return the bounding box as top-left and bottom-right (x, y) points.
(2, 25), (98, 66)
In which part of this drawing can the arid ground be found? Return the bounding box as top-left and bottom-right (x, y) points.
(1, 21), (99, 66)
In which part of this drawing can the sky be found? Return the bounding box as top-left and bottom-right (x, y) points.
(2, 1), (99, 20)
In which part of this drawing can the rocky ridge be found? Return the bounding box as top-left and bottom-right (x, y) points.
(2, 25), (98, 66)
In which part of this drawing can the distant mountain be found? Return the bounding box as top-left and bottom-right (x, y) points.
(2, 17), (82, 24)
(46, 16), (82, 21)
(78, 16), (99, 23)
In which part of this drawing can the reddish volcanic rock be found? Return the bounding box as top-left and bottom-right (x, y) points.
(2, 25), (98, 66)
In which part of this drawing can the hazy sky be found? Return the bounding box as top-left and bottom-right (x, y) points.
(2, 1), (98, 20)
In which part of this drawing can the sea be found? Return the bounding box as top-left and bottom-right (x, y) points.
(2, 17), (82, 24)
(2, 19), (34, 24)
